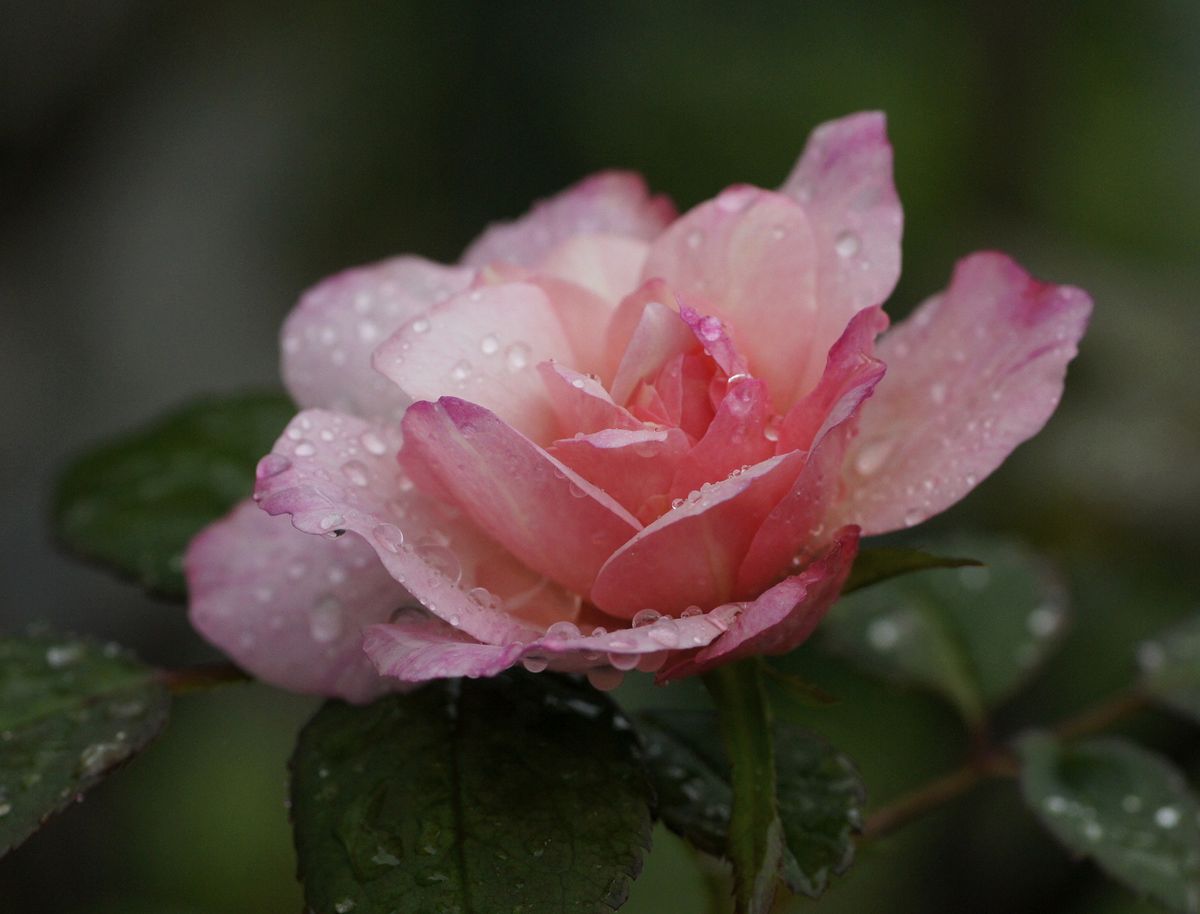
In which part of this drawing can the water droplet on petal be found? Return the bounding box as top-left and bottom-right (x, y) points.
(632, 609), (662, 628)
(686, 229), (703, 249)
(294, 441), (317, 458)
(854, 439), (892, 476)
(834, 230), (861, 258)
(522, 654), (549, 673)
(480, 334), (499, 355)
(410, 317), (430, 334)
(544, 621), (582, 641)
(505, 342), (531, 371)
(310, 598), (343, 643)
(341, 460), (370, 487)
(414, 543), (461, 584)
(867, 618), (900, 650)
(360, 432), (388, 456)
(373, 524), (405, 553)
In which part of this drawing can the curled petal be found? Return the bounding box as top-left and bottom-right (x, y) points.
(669, 377), (774, 500)
(186, 500), (402, 702)
(372, 282), (574, 443)
(660, 527), (860, 680)
(363, 612), (524, 682)
(836, 252), (1093, 534)
(461, 171), (675, 269)
(551, 427), (690, 521)
(281, 256), (473, 422)
(610, 294), (697, 406)
(402, 397), (641, 597)
(538, 360), (640, 436)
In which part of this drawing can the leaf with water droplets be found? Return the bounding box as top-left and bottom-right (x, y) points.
(1018, 734), (1200, 913)
(54, 392), (294, 599)
(821, 535), (1068, 725)
(0, 633), (170, 857)
(1138, 613), (1200, 724)
(637, 708), (863, 901)
(290, 672), (652, 914)
(842, 546), (983, 594)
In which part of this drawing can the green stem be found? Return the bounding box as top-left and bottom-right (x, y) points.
(157, 661), (251, 695)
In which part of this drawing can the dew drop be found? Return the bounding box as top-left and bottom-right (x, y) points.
(372, 524), (405, 554)
(587, 667), (624, 691)
(633, 609), (662, 628)
(522, 654), (549, 673)
(77, 740), (131, 777)
(310, 597), (343, 643)
(1155, 806), (1181, 829)
(450, 359), (472, 382)
(318, 513), (345, 532)
(544, 621), (582, 641)
(480, 334), (500, 355)
(360, 431), (388, 456)
(686, 229), (704, 250)
(854, 439), (892, 476)
(608, 651), (641, 671)
(903, 508), (923, 527)
(834, 230), (861, 258)
(505, 342), (531, 371)
(867, 618), (900, 651)
(410, 317), (430, 334)
(414, 542), (461, 584)
(293, 441), (317, 458)
(929, 382), (947, 405)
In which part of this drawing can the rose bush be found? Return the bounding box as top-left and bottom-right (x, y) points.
(184, 112), (1091, 701)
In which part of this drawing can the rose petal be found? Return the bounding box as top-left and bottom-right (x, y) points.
(550, 426), (690, 522)
(610, 294), (697, 406)
(280, 256), (473, 422)
(660, 527), (859, 680)
(780, 110), (903, 320)
(186, 500), (402, 702)
(640, 186), (827, 411)
(590, 451), (806, 618)
(402, 397), (642, 596)
(461, 171), (675, 269)
(363, 611), (523, 683)
(254, 408), (541, 644)
(372, 281), (574, 442)
(677, 303), (748, 378)
(536, 234), (651, 306)
(538, 360), (640, 436)
(669, 376), (774, 500)
(836, 252), (1092, 534)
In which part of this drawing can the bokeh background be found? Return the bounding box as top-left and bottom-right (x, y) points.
(2, 1), (1198, 912)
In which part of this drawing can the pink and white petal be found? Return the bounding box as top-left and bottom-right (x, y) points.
(363, 612), (524, 683)
(611, 298), (697, 407)
(537, 234), (650, 306)
(281, 256), (473, 422)
(835, 252), (1093, 535)
(647, 351), (718, 440)
(525, 276), (618, 379)
(254, 408), (539, 645)
(669, 377), (774, 500)
(736, 425), (854, 596)
(186, 500), (403, 702)
(778, 306), (887, 454)
(550, 427), (690, 522)
(537, 361), (640, 436)
(402, 397), (641, 597)
(640, 186), (826, 410)
(372, 282), (574, 443)
(660, 527), (859, 681)
(590, 451), (806, 618)
(780, 111), (903, 320)
(461, 171), (675, 269)
(677, 303), (748, 378)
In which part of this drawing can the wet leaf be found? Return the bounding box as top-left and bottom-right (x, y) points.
(822, 536), (1068, 725)
(1137, 613), (1200, 723)
(290, 672), (652, 914)
(637, 709), (863, 901)
(1019, 734), (1200, 913)
(54, 392), (294, 599)
(843, 546), (983, 594)
(0, 633), (170, 857)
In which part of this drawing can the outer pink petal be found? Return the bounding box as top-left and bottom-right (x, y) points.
(537, 360), (640, 436)
(669, 377), (774, 500)
(281, 256), (473, 422)
(372, 282), (574, 443)
(590, 451), (806, 618)
(401, 397), (641, 597)
(461, 171), (675, 269)
(536, 234), (650, 306)
(640, 186), (826, 411)
(254, 408), (540, 645)
(677, 303), (749, 378)
(610, 296), (697, 406)
(550, 427), (690, 522)
(363, 612), (524, 682)
(835, 252), (1092, 535)
(186, 500), (402, 702)
(660, 527), (860, 681)
(779, 111), (903, 321)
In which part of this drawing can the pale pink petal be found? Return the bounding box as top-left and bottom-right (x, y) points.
(550, 427), (690, 522)
(835, 252), (1092, 534)
(610, 296), (697, 406)
(402, 397), (641, 596)
(525, 276), (618, 380)
(777, 306), (888, 453)
(537, 360), (640, 436)
(363, 611), (523, 683)
(677, 303), (748, 378)
(254, 408), (541, 644)
(660, 527), (859, 680)
(669, 377), (774, 500)
(186, 500), (402, 702)
(590, 451), (806, 618)
(645, 351), (718, 440)
(640, 186), (826, 410)
(780, 111), (903, 321)
(461, 171), (675, 269)
(536, 234), (651, 305)
(372, 282), (574, 442)
(281, 256), (473, 422)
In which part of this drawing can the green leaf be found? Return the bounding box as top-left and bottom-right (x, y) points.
(1137, 613), (1200, 723)
(843, 546), (983, 594)
(54, 392), (294, 599)
(637, 709), (864, 900)
(290, 672), (653, 914)
(0, 633), (170, 857)
(821, 536), (1068, 725)
(702, 662), (783, 914)
(1018, 734), (1200, 913)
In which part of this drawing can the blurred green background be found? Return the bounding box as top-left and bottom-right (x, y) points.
(1, 1), (1197, 911)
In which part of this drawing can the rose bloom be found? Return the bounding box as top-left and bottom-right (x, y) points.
(185, 112), (1091, 701)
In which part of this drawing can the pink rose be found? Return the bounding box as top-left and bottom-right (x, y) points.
(185, 112), (1091, 701)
